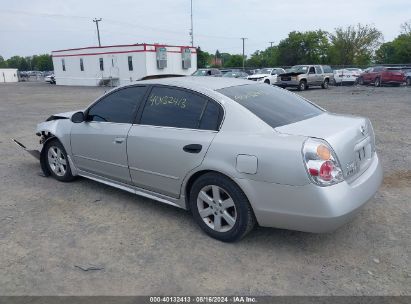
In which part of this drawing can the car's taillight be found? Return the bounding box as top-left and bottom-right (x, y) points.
(302, 138), (344, 186)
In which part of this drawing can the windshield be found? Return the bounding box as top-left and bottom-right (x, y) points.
(257, 68), (272, 75)
(192, 70), (209, 76)
(217, 84), (323, 128)
(287, 65), (309, 73)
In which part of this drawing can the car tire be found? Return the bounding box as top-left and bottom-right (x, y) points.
(189, 173), (256, 242)
(297, 80), (307, 91)
(45, 139), (75, 182)
(374, 77), (381, 87)
(358, 77), (364, 85)
(264, 79), (270, 85)
(321, 79), (329, 89)
(406, 77), (411, 86)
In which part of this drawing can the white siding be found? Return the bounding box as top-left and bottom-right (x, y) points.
(52, 44), (197, 86)
(0, 69), (19, 83)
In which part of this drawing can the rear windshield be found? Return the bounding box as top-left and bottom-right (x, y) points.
(217, 84), (323, 128)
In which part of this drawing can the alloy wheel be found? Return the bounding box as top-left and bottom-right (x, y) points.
(197, 185), (237, 233)
(47, 146), (67, 177)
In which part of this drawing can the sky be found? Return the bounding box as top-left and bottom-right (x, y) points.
(0, 0), (410, 59)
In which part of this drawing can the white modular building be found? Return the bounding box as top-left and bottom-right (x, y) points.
(51, 44), (197, 86)
(0, 69), (19, 83)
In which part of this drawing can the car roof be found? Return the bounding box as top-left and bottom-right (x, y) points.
(135, 76), (252, 91)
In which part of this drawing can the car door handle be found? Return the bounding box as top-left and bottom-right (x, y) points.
(183, 144), (202, 154)
(114, 137), (125, 144)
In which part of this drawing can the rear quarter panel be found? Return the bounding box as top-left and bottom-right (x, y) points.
(193, 100), (310, 186)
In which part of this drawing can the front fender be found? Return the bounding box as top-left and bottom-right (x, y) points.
(36, 119), (76, 176)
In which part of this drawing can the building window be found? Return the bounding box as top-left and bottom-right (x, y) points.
(99, 58), (104, 71)
(128, 56), (133, 71)
(80, 58), (84, 71)
(62, 59), (66, 71)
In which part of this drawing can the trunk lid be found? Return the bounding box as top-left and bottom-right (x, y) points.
(276, 113), (375, 183)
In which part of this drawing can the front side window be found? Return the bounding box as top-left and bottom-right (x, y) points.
(140, 87), (220, 130)
(309, 67), (316, 74)
(62, 59), (66, 71)
(128, 56), (133, 71)
(99, 58), (104, 71)
(87, 86), (147, 123)
(217, 84), (323, 128)
(80, 58), (84, 71)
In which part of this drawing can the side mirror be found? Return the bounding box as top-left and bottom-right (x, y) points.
(71, 111), (85, 123)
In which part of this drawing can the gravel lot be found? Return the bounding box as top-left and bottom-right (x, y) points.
(0, 82), (410, 295)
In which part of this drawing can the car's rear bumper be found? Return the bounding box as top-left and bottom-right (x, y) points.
(235, 153), (383, 233)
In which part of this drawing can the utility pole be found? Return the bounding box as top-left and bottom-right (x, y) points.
(241, 37), (247, 70)
(93, 18), (102, 47)
(269, 41), (275, 48)
(190, 0), (194, 47)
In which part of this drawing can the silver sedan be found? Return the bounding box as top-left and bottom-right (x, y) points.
(19, 77), (383, 242)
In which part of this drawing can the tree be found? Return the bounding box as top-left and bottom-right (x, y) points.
(277, 30), (330, 66)
(375, 34), (411, 64)
(328, 24), (383, 66)
(224, 55), (244, 68)
(0, 56), (7, 68)
(32, 54), (53, 71)
(6, 56), (28, 70)
(401, 20), (411, 35)
(197, 47), (211, 68)
(247, 46), (280, 68)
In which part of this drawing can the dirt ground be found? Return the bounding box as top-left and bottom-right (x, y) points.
(0, 82), (410, 295)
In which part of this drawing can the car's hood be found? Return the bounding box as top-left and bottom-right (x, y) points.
(46, 111), (77, 121)
(276, 112), (375, 182)
(279, 71), (305, 76)
(248, 73), (269, 78)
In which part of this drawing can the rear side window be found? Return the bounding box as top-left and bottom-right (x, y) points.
(199, 101), (221, 130)
(217, 84), (323, 128)
(87, 86), (147, 123)
(140, 87), (220, 130)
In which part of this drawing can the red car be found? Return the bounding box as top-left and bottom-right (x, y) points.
(358, 66), (405, 86)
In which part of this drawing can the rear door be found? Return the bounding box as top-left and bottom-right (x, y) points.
(315, 66), (323, 84)
(307, 66), (317, 85)
(127, 85), (223, 198)
(70, 86), (147, 184)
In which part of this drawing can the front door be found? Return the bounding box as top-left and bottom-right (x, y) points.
(70, 85), (147, 184)
(127, 85), (223, 198)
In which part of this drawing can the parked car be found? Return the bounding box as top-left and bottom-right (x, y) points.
(276, 65), (333, 90)
(15, 77), (382, 242)
(45, 74), (56, 84)
(357, 66), (405, 86)
(222, 71), (249, 79)
(333, 68), (363, 85)
(192, 69), (222, 77)
(247, 68), (286, 84)
(401, 67), (411, 86)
